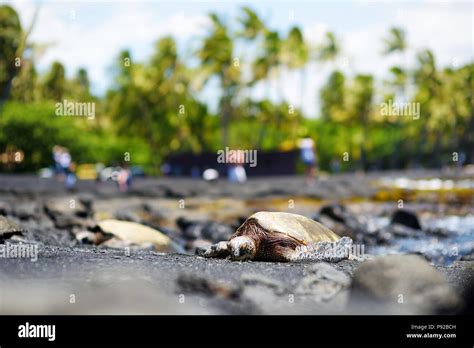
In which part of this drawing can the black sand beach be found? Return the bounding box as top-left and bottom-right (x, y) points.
(0, 171), (473, 315)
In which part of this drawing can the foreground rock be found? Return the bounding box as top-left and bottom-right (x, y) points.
(95, 219), (175, 252)
(350, 255), (461, 314)
(0, 216), (24, 242)
(296, 263), (351, 302)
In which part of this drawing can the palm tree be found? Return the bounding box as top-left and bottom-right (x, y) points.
(318, 31), (340, 63)
(320, 70), (346, 121)
(261, 30), (283, 100)
(281, 26), (309, 108)
(383, 27), (408, 101)
(42, 61), (66, 101)
(254, 30), (287, 141)
(239, 11), (287, 149)
(383, 27), (406, 55)
(238, 6), (264, 40)
(0, 4), (40, 106)
(0, 5), (22, 105)
(107, 41), (192, 173)
(72, 68), (91, 100)
(382, 27), (410, 167)
(279, 26), (309, 144)
(348, 74), (374, 171)
(237, 7), (266, 115)
(197, 13), (239, 147)
(413, 49), (442, 165)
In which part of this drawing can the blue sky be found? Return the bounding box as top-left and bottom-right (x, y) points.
(6, 0), (474, 117)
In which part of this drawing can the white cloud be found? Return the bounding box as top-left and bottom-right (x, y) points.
(344, 2), (473, 74)
(9, 1), (210, 93)
(293, 1), (473, 116)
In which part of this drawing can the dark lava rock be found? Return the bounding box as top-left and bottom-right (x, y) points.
(78, 195), (94, 211)
(188, 239), (213, 255)
(180, 223), (202, 240)
(177, 218), (233, 243)
(176, 273), (242, 300)
(176, 217), (194, 231)
(12, 202), (40, 220)
(0, 216), (24, 242)
(460, 253), (474, 261)
(350, 255), (461, 314)
(201, 222), (233, 242)
(318, 204), (369, 243)
(377, 224), (419, 239)
(20, 218), (77, 246)
(151, 225), (184, 246)
(319, 206), (425, 246)
(0, 201), (12, 216)
(390, 209), (422, 230)
(320, 204), (347, 223)
(51, 213), (84, 229)
(425, 227), (450, 238)
(141, 203), (164, 220)
(44, 203), (86, 230)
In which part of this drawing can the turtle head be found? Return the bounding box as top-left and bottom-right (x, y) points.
(229, 236), (256, 261)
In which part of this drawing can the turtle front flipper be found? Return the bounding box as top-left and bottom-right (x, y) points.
(202, 241), (230, 259)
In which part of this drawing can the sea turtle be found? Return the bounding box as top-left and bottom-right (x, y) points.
(203, 211), (350, 262)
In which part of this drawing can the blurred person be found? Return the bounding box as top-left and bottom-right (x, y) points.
(59, 148), (76, 190)
(331, 157), (341, 174)
(299, 137), (317, 185)
(58, 148), (71, 174)
(52, 145), (64, 178)
(65, 161), (77, 191)
(227, 150), (247, 183)
(456, 151), (466, 176)
(117, 165), (132, 192)
(94, 162), (105, 191)
(191, 166), (200, 178)
(161, 162), (171, 176)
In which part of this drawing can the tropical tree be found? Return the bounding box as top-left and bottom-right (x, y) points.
(320, 70), (346, 121)
(281, 26), (309, 107)
(383, 27), (408, 102)
(383, 27), (407, 55)
(197, 13), (240, 147)
(0, 5), (22, 104)
(318, 31), (340, 63)
(238, 6), (265, 40)
(347, 74), (374, 170)
(72, 68), (91, 100)
(42, 61), (66, 101)
(10, 60), (37, 103)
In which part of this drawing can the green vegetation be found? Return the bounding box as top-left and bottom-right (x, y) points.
(0, 5), (472, 174)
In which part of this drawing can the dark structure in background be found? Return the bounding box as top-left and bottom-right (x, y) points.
(164, 150), (299, 177)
